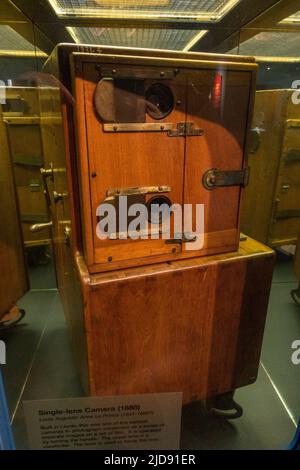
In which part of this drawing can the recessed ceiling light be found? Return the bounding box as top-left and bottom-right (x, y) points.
(0, 25), (47, 56)
(280, 10), (300, 24)
(67, 26), (207, 51)
(49, 0), (240, 22)
(231, 31), (300, 61)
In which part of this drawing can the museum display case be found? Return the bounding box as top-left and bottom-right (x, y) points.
(0, 0), (299, 452)
(241, 89), (300, 247)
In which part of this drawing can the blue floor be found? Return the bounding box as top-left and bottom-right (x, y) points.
(1, 254), (299, 450)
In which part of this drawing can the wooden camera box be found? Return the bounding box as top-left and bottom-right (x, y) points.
(241, 89), (300, 247)
(44, 44), (257, 273)
(39, 45), (274, 404)
(1, 87), (51, 249)
(0, 90), (28, 318)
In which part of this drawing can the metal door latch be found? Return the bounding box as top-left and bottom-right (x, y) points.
(53, 191), (68, 203)
(281, 184), (290, 194)
(64, 226), (71, 245)
(40, 164), (54, 180)
(40, 163), (54, 206)
(30, 221), (53, 232)
(168, 122), (204, 137)
(203, 168), (250, 190)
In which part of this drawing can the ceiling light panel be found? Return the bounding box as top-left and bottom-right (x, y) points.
(237, 31), (300, 58)
(49, 0), (240, 22)
(67, 26), (207, 50)
(280, 10), (300, 24)
(0, 25), (45, 54)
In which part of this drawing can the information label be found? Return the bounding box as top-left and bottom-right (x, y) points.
(23, 392), (182, 450)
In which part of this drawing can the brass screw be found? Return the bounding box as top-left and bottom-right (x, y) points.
(91, 171), (97, 178)
(108, 256), (113, 262)
(176, 99), (181, 106)
(160, 71), (165, 77)
(112, 69), (117, 74)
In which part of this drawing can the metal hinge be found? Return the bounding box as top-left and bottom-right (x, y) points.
(168, 122), (204, 137)
(103, 122), (204, 136)
(165, 233), (197, 244)
(202, 167), (250, 190)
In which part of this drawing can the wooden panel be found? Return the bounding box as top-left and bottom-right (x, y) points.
(184, 70), (253, 253)
(3, 87), (40, 116)
(17, 185), (46, 217)
(56, 246), (90, 394)
(3, 87), (51, 247)
(91, 228), (237, 273)
(43, 44), (256, 102)
(232, 254), (275, 385)
(5, 122), (43, 166)
(241, 89), (288, 243)
(14, 165), (41, 187)
(295, 234), (300, 282)
(0, 109), (28, 318)
(242, 89), (300, 247)
(70, 53), (256, 272)
(80, 238), (274, 402)
(39, 87), (90, 391)
(79, 62), (186, 265)
(39, 86), (69, 284)
(270, 119), (300, 244)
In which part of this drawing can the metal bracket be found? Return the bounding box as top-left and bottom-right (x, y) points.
(99, 67), (177, 80)
(203, 168), (250, 190)
(165, 233), (197, 245)
(168, 122), (204, 137)
(40, 163), (53, 206)
(64, 226), (72, 246)
(105, 185), (171, 202)
(103, 121), (204, 136)
(103, 123), (173, 133)
(53, 191), (68, 204)
(40, 163), (54, 181)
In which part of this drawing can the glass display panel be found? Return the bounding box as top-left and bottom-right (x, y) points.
(0, 0), (299, 453)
